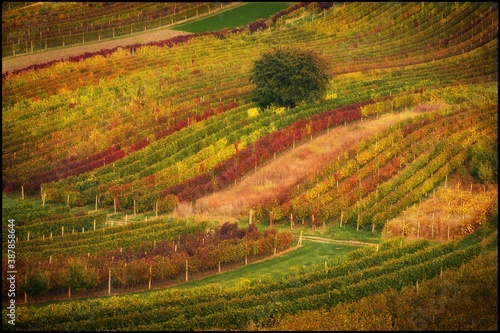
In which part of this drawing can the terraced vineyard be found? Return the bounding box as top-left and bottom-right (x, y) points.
(2, 2), (498, 331)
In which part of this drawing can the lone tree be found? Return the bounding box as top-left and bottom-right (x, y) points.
(250, 47), (330, 109)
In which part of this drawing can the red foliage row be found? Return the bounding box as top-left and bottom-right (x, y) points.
(270, 3), (309, 25)
(248, 19), (267, 33)
(15, 222), (293, 296)
(126, 137), (150, 154)
(8, 99), (238, 194)
(154, 101), (237, 141)
(8, 145), (125, 193)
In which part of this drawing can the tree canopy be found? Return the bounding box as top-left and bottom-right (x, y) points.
(249, 47), (330, 109)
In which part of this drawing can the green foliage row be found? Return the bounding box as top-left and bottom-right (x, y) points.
(19, 219), (210, 261)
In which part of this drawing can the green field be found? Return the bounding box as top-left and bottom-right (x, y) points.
(176, 240), (360, 289)
(172, 2), (293, 32)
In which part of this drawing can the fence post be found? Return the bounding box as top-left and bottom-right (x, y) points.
(108, 268), (112, 294)
(149, 266), (152, 290)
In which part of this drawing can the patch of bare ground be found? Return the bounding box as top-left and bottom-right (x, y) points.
(172, 107), (432, 222)
(2, 29), (191, 74)
(2, 3), (245, 74)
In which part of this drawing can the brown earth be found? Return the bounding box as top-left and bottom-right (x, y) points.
(2, 28), (191, 74)
(2, 3), (245, 74)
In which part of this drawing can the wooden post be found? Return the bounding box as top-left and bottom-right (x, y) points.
(340, 211), (343, 228)
(134, 199), (136, 215)
(245, 242), (248, 265)
(95, 195), (98, 211)
(108, 268), (112, 294)
(21, 185), (25, 200)
(249, 209), (253, 225)
(185, 259), (189, 282)
(218, 261), (221, 273)
(269, 211), (274, 227)
(274, 234), (277, 255)
(114, 198), (117, 214)
(68, 286), (71, 299)
(290, 213), (294, 230)
(62, 226), (64, 236)
(148, 266), (152, 290)
(93, 219), (96, 231)
(298, 230), (303, 246)
(357, 214), (360, 231)
(155, 200), (158, 217)
(447, 225), (450, 240)
(67, 194), (70, 205)
(27, 232), (30, 242)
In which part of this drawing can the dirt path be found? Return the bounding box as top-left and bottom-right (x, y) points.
(2, 3), (244, 74)
(2, 28), (191, 74)
(302, 235), (376, 247)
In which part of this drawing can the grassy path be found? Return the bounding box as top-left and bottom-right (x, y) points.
(180, 109), (428, 222)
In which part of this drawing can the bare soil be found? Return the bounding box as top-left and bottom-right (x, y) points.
(2, 2), (248, 75)
(2, 28), (191, 74)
